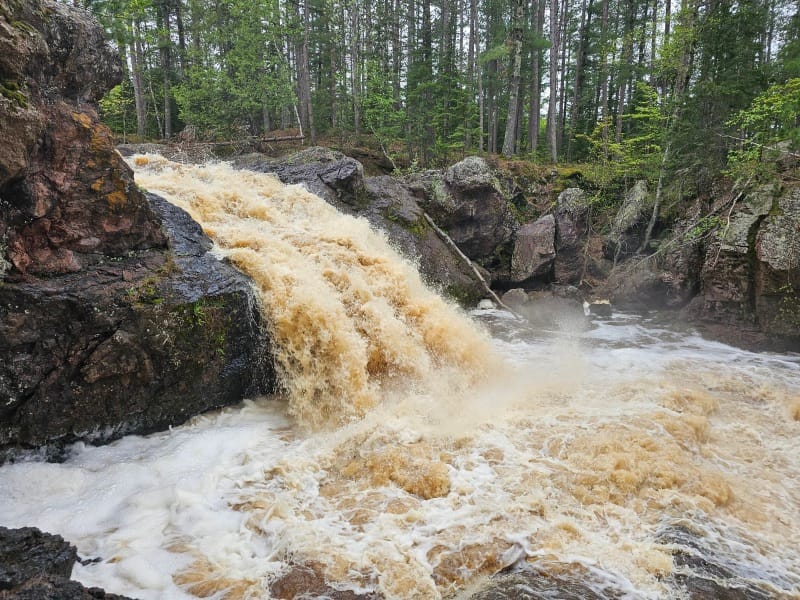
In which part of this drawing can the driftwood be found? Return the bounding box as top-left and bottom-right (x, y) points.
(422, 212), (523, 319)
(208, 135), (305, 147)
(261, 134), (305, 143)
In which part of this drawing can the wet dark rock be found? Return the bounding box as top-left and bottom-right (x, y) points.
(658, 525), (777, 600)
(269, 563), (379, 600)
(0, 194), (271, 460)
(585, 300), (613, 317)
(466, 565), (623, 600)
(239, 146), (367, 208)
(553, 188), (590, 285)
(510, 214), (556, 284)
(0, 577), (133, 600)
(0, 527), (76, 589)
(0, 526), (134, 599)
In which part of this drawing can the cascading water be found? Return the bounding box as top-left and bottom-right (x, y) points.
(0, 156), (798, 600)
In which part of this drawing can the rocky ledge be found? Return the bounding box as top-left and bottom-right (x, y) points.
(0, 194), (270, 460)
(0, 0), (271, 461)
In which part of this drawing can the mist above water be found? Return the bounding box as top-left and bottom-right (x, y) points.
(0, 157), (798, 599)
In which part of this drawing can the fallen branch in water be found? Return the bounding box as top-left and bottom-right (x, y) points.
(422, 212), (523, 319)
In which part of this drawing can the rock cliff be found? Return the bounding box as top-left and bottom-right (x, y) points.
(0, 0), (271, 461)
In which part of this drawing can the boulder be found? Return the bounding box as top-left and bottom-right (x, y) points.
(414, 157), (518, 273)
(240, 147), (366, 208)
(362, 176), (486, 304)
(603, 179), (652, 260)
(0, 527), (134, 599)
(0, 527), (76, 589)
(443, 155), (496, 192)
(500, 288), (528, 307)
(1, 195), (271, 459)
(510, 214), (556, 283)
(553, 188), (589, 284)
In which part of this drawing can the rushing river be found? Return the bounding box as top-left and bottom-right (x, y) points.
(1, 157), (798, 599)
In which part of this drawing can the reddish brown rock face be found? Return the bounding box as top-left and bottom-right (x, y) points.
(0, 0), (166, 277)
(0, 0), (270, 461)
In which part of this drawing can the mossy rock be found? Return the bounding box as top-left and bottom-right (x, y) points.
(0, 80), (28, 109)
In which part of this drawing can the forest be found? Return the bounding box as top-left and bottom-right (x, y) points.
(86, 0), (799, 189)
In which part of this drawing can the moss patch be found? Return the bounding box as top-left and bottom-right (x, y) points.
(0, 79), (28, 109)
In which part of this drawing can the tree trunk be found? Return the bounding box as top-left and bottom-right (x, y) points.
(598, 0), (610, 160)
(466, 0), (478, 150)
(615, 0), (634, 143)
(547, 0), (560, 162)
(303, 0), (315, 144)
(502, 0), (524, 157)
(295, 0), (315, 143)
(528, 0), (545, 153)
(567, 0), (591, 159)
(129, 20), (147, 138)
(158, 0), (172, 139)
(350, 0), (361, 135)
(557, 0), (570, 150)
(174, 0), (186, 77)
(477, 50), (485, 153)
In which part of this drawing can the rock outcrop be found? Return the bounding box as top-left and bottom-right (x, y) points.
(0, 0), (165, 277)
(0, 526), (135, 599)
(602, 182), (800, 349)
(553, 188), (591, 285)
(510, 214), (556, 284)
(0, 0), (271, 460)
(413, 157), (518, 276)
(0, 195), (269, 459)
(603, 179), (652, 261)
(683, 184), (800, 347)
(239, 148), (489, 304)
(235, 146), (367, 209)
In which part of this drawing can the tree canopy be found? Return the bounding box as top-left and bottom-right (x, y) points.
(86, 0), (798, 180)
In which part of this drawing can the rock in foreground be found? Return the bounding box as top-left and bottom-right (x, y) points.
(0, 0), (272, 460)
(0, 526), (134, 599)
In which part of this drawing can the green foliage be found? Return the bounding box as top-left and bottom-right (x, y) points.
(726, 78), (800, 181)
(86, 0), (796, 174)
(686, 215), (722, 240)
(779, 12), (800, 79)
(0, 79), (27, 109)
(480, 43), (509, 64)
(172, 0), (294, 138)
(99, 81), (135, 139)
(363, 60), (405, 162)
(578, 83), (664, 185)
